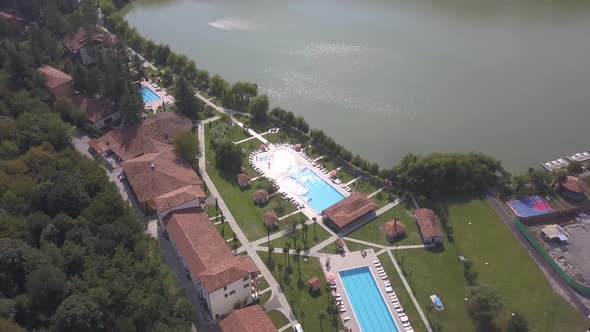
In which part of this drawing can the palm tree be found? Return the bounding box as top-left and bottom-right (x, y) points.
(290, 231), (298, 249)
(312, 217), (317, 241)
(299, 309), (306, 328)
(268, 245), (274, 262)
(302, 223), (309, 244)
(295, 246), (302, 280)
(283, 244), (289, 267)
(266, 224), (271, 246)
(277, 263), (283, 283)
(318, 311), (326, 332)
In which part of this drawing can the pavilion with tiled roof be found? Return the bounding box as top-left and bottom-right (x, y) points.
(219, 305), (277, 332)
(322, 192), (377, 232)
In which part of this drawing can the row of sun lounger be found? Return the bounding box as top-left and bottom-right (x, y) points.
(541, 158), (569, 171)
(373, 260), (414, 332)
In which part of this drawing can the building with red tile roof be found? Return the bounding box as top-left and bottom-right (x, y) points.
(559, 175), (588, 201)
(63, 27), (117, 65)
(36, 65), (74, 98)
(237, 173), (251, 188)
(384, 220), (406, 241)
(307, 276), (321, 292)
(414, 208), (443, 244)
(322, 192), (377, 232)
(154, 185), (206, 220)
(263, 212), (279, 228)
(163, 208), (259, 319)
(89, 112), (192, 161)
(254, 189), (269, 205)
(71, 95), (120, 129)
(121, 148), (202, 210)
(219, 305), (277, 332)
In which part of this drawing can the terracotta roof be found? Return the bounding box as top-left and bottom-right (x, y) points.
(164, 208), (259, 293)
(263, 212), (279, 226)
(384, 220), (406, 237)
(322, 192), (377, 228)
(122, 148), (202, 204)
(415, 208), (443, 239)
(220, 305), (277, 332)
(560, 176), (588, 193)
(154, 185), (206, 212)
(71, 95), (116, 123)
(89, 112), (192, 160)
(254, 189), (269, 203)
(237, 173), (251, 187)
(37, 65), (72, 89)
(63, 27), (116, 53)
(308, 277), (321, 291)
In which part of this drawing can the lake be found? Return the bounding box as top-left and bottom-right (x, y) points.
(126, 0), (590, 172)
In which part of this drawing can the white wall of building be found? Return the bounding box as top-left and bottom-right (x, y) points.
(208, 275), (254, 319)
(94, 111), (121, 129)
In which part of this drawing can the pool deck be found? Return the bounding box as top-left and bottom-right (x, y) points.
(319, 250), (407, 332)
(251, 145), (350, 220)
(140, 81), (174, 113)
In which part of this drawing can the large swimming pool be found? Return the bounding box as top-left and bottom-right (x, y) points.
(289, 167), (344, 212)
(340, 267), (399, 332)
(139, 86), (161, 103)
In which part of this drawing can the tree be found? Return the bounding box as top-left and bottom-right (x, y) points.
(506, 312), (529, 332)
(209, 74), (227, 98)
(214, 140), (243, 174)
(302, 223), (309, 245)
(26, 265), (66, 315)
(52, 294), (103, 332)
(153, 44), (171, 66)
(79, 0), (98, 28)
(195, 69), (210, 89)
(282, 245), (289, 267)
(318, 311), (326, 332)
(267, 245), (274, 262)
(312, 217), (317, 240)
(248, 94), (269, 123)
(222, 81), (258, 112)
(173, 132), (199, 165)
(567, 161), (583, 175)
(174, 76), (200, 117)
(16, 111), (71, 152)
(117, 82), (143, 125)
(528, 168), (551, 192)
(467, 285), (503, 328)
(295, 247), (302, 280)
(277, 263), (283, 284)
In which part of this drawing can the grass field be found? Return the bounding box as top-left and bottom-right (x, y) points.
(264, 253), (343, 332)
(351, 178), (379, 196)
(344, 240), (382, 253)
(205, 126), (299, 240)
(377, 251), (427, 332)
(348, 205), (423, 247)
(268, 221), (332, 250)
(267, 310), (290, 329)
(393, 199), (587, 332)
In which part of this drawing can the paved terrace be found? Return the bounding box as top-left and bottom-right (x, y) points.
(319, 250), (407, 332)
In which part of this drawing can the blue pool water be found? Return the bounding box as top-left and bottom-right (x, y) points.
(290, 167), (344, 212)
(139, 86), (161, 103)
(340, 267), (399, 332)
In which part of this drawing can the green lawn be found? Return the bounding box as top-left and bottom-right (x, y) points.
(226, 123), (249, 142)
(205, 127), (298, 240)
(268, 219), (332, 250)
(370, 189), (396, 208)
(257, 276), (269, 291)
(267, 310), (290, 329)
(318, 157), (337, 172)
(351, 178), (379, 196)
(260, 291), (271, 305)
(344, 240), (382, 253)
(393, 199), (587, 332)
(377, 252), (427, 332)
(263, 253), (343, 332)
(347, 205), (423, 247)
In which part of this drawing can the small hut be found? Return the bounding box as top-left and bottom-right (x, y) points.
(384, 220), (406, 241)
(559, 175), (588, 201)
(254, 189), (269, 205)
(263, 212), (279, 229)
(237, 173), (251, 189)
(307, 276), (321, 293)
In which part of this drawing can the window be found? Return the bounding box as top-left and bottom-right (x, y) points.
(244, 284), (249, 289)
(229, 290), (236, 296)
(223, 286), (227, 291)
(224, 294), (228, 298)
(243, 275), (249, 281)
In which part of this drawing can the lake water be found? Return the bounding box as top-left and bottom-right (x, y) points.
(126, 0), (590, 172)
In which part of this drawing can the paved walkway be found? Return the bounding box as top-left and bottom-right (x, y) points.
(376, 196), (405, 216)
(233, 135), (259, 145)
(386, 250), (433, 332)
(346, 176), (362, 186)
(367, 187), (384, 198)
(278, 210), (303, 221)
(197, 123), (297, 324)
(312, 155), (325, 162)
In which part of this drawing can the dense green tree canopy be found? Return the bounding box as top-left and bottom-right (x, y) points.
(248, 94), (269, 123)
(174, 75), (201, 117)
(222, 81), (257, 112)
(173, 131), (199, 165)
(392, 152), (506, 197)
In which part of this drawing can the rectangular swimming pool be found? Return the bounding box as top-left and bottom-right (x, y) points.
(340, 266), (399, 332)
(291, 167), (345, 212)
(139, 86), (161, 103)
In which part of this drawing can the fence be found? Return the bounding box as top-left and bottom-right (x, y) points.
(513, 217), (590, 296)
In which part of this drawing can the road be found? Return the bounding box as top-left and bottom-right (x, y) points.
(487, 195), (590, 318)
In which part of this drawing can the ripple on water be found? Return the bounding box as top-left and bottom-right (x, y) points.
(208, 17), (255, 31)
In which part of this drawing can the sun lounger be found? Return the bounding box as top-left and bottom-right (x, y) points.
(396, 308), (404, 313)
(343, 316), (350, 322)
(385, 286), (393, 292)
